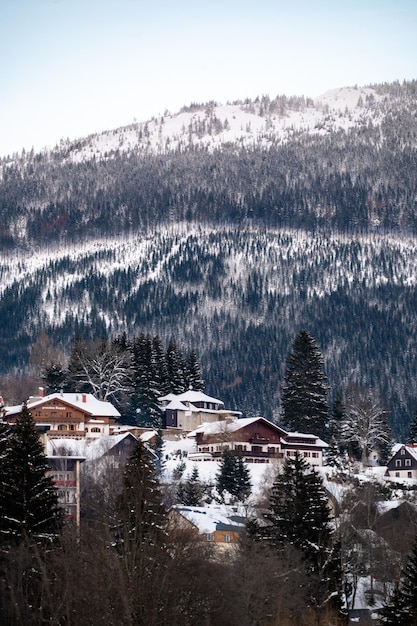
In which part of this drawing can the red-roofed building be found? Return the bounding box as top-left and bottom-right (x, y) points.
(2, 387), (120, 439)
(188, 416), (328, 466)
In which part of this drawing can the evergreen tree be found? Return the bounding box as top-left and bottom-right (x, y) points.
(281, 329), (330, 440)
(408, 406), (417, 444)
(249, 453), (343, 614)
(177, 465), (204, 506)
(151, 428), (166, 476)
(381, 536), (417, 625)
(186, 349), (205, 391)
(166, 340), (187, 394)
(216, 449), (251, 502)
(151, 335), (170, 396)
(0, 403), (62, 544)
(133, 334), (162, 427)
(42, 361), (68, 394)
(326, 391), (345, 468)
(113, 437), (167, 582)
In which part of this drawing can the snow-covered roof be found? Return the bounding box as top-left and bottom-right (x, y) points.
(390, 444), (417, 463)
(282, 432), (329, 448)
(188, 417), (327, 448)
(25, 392), (121, 418)
(47, 432), (137, 460)
(160, 390), (224, 406)
(187, 416), (264, 437)
(376, 499), (417, 515)
(172, 504), (246, 534)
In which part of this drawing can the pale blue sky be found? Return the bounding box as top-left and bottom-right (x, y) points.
(1, 0), (416, 156)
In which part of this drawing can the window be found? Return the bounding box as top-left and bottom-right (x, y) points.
(312, 452), (319, 458)
(395, 460), (402, 467)
(405, 459), (411, 467)
(91, 427), (101, 433)
(66, 412), (72, 418)
(395, 472), (400, 477)
(57, 424), (68, 431)
(303, 452), (310, 457)
(224, 534), (231, 543)
(401, 448), (406, 455)
(408, 472), (413, 478)
(205, 533), (214, 542)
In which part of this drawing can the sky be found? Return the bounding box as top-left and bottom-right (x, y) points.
(1, 0), (416, 157)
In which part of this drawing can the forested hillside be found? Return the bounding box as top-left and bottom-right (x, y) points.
(1, 228), (417, 438)
(1, 80), (417, 437)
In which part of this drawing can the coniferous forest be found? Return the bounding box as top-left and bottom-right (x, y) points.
(1, 80), (417, 437)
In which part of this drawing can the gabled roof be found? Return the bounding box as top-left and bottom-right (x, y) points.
(9, 392), (121, 418)
(188, 416), (287, 438)
(47, 432), (138, 460)
(188, 417), (328, 449)
(160, 390), (224, 406)
(389, 444), (417, 463)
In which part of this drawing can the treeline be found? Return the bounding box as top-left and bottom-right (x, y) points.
(41, 333), (204, 426)
(0, 81), (417, 247)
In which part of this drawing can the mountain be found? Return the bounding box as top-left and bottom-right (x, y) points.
(1, 80), (417, 437)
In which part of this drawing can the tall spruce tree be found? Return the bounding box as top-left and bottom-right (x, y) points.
(281, 329), (329, 440)
(166, 340), (187, 394)
(249, 453), (343, 615)
(177, 465), (204, 506)
(0, 403), (62, 544)
(133, 334), (163, 427)
(113, 437), (167, 580)
(216, 449), (251, 502)
(381, 536), (417, 625)
(186, 349), (205, 391)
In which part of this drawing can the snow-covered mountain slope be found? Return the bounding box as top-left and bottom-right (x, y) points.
(57, 85), (384, 162)
(2, 225), (417, 436)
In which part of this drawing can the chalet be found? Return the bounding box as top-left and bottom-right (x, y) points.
(170, 505), (246, 550)
(385, 444), (417, 479)
(188, 416), (328, 466)
(2, 388), (121, 439)
(160, 389), (241, 433)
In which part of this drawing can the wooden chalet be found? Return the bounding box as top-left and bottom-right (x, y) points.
(2, 388), (121, 439)
(188, 416), (328, 466)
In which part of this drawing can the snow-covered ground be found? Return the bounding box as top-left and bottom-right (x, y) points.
(163, 435), (276, 498)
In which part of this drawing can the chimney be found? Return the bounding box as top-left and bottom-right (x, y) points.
(38, 387), (44, 398)
(82, 393), (87, 403)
